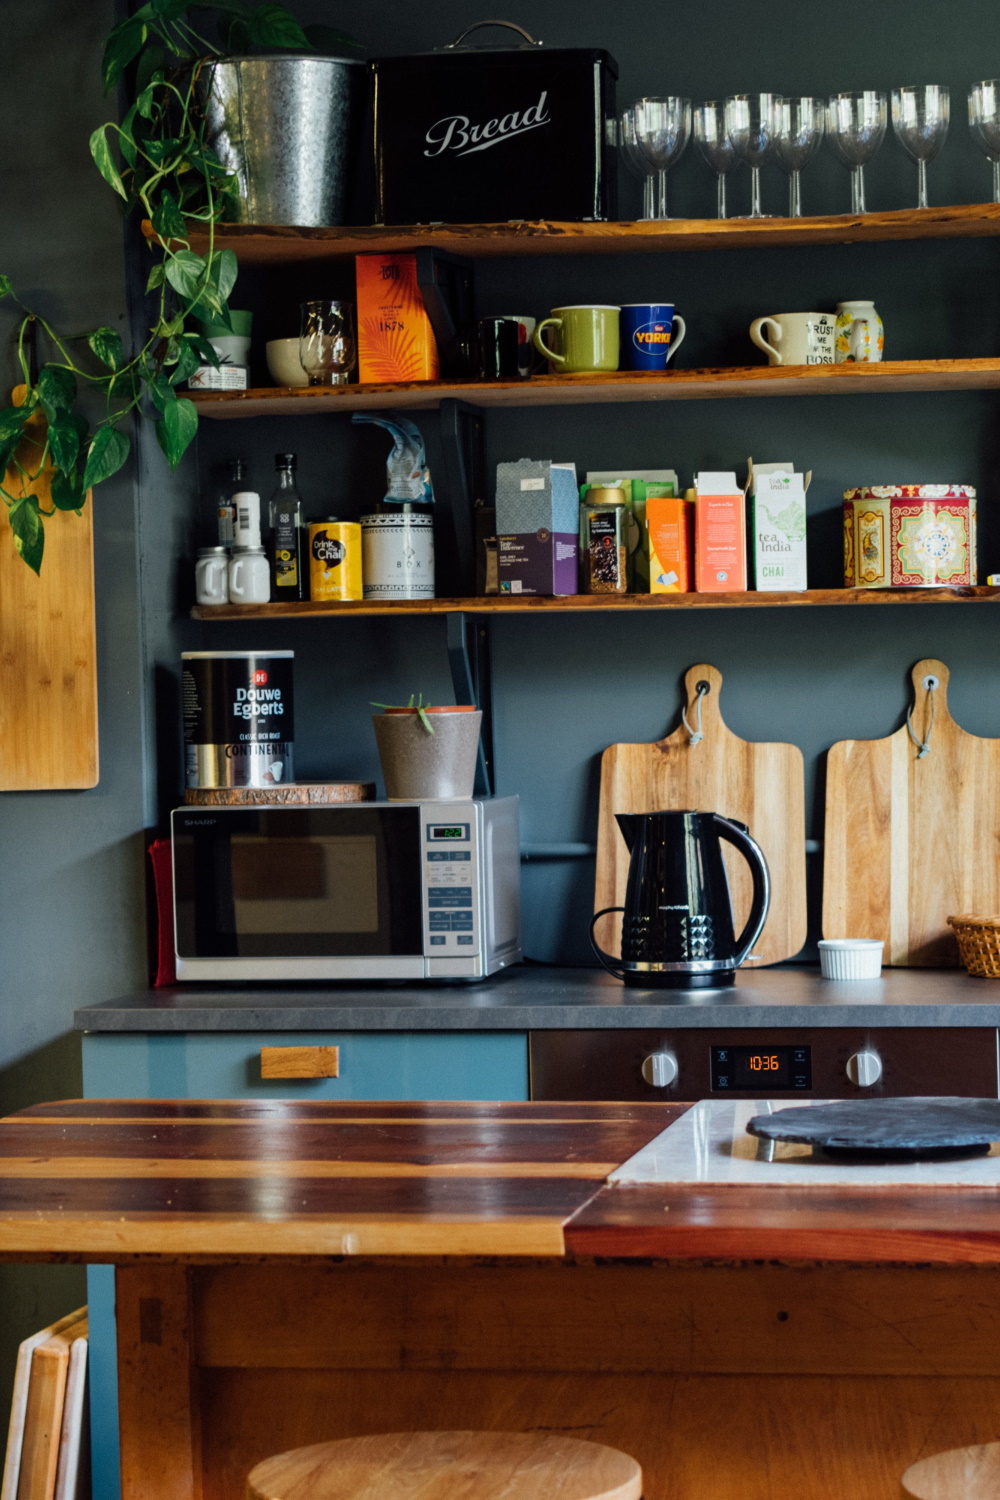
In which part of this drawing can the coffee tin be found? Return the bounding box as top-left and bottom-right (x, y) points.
(308, 520), (362, 601)
(361, 512), (435, 599)
(182, 651), (294, 789)
(843, 485), (977, 588)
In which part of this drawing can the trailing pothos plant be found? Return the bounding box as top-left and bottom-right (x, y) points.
(0, 0), (358, 574)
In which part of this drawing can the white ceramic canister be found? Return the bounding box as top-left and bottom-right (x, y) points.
(195, 545), (229, 606)
(228, 546), (271, 604)
(818, 939), (884, 979)
(835, 300), (884, 363)
(361, 511), (435, 599)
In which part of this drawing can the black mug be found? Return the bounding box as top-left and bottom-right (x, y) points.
(475, 317), (523, 381)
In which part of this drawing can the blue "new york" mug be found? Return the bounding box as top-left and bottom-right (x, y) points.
(620, 303), (687, 372)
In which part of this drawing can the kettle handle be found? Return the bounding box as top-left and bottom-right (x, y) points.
(712, 815), (771, 966)
(589, 907), (629, 979)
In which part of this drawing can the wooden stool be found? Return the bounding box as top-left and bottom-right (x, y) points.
(902, 1440), (1000, 1497)
(247, 1431), (643, 1500)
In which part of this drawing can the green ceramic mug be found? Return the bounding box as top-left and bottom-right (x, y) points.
(533, 305), (621, 374)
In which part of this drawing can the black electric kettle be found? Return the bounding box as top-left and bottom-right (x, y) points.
(591, 810), (771, 989)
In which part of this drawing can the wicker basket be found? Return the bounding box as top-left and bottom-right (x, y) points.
(946, 914), (1000, 978)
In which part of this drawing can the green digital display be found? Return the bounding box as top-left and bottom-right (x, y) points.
(431, 826), (465, 839)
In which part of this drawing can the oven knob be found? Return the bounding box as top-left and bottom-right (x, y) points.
(846, 1050), (883, 1088)
(642, 1052), (678, 1089)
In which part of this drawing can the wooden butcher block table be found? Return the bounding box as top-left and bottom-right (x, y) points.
(4, 1099), (1000, 1500)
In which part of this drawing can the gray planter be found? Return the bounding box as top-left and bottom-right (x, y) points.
(198, 54), (366, 227)
(373, 711), (482, 801)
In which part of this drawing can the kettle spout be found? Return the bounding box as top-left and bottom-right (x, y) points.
(615, 813), (642, 853)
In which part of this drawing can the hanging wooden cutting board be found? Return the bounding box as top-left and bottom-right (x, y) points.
(594, 663), (807, 965)
(0, 390), (97, 790)
(823, 657), (1000, 966)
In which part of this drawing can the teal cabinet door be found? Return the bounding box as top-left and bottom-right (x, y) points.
(83, 1029), (528, 1500)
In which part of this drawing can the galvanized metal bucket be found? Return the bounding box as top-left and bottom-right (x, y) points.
(198, 54), (366, 227)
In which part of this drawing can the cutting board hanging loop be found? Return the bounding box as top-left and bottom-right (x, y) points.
(906, 678), (938, 759)
(682, 679), (711, 745)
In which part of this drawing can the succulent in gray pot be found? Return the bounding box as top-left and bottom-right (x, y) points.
(372, 695), (482, 801)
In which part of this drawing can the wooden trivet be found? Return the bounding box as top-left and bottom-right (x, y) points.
(184, 782), (375, 806)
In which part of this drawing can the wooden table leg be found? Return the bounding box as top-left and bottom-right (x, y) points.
(116, 1265), (202, 1500)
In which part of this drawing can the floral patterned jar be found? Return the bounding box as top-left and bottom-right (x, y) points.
(843, 485), (977, 587)
(835, 300), (884, 363)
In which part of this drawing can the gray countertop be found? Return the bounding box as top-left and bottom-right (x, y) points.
(74, 964), (1000, 1032)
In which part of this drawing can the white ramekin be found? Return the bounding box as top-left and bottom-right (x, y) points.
(818, 939), (884, 980)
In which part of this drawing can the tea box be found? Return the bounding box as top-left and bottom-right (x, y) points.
(496, 459), (579, 596)
(694, 472), (746, 592)
(843, 485), (977, 588)
(356, 253), (439, 383)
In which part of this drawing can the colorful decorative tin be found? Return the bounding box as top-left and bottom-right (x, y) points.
(843, 485), (977, 588)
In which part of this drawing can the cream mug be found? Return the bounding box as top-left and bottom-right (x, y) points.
(749, 312), (836, 367)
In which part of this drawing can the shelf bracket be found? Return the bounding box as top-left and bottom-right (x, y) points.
(436, 398), (484, 596)
(446, 611), (494, 797)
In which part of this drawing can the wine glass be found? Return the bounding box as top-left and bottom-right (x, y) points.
(724, 94), (780, 218)
(633, 96), (692, 219)
(619, 107), (656, 220)
(299, 300), (356, 386)
(694, 101), (739, 218)
(827, 91), (887, 214)
(970, 80), (1000, 202)
(891, 85), (950, 209)
(774, 96), (825, 217)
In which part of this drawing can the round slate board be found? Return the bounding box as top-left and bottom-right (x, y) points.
(747, 1097), (1000, 1157)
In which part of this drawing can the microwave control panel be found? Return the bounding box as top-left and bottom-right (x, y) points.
(423, 820), (479, 955)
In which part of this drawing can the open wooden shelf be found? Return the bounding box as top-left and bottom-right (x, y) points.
(192, 359), (1000, 417)
(193, 586), (1000, 621)
(150, 202), (1000, 264)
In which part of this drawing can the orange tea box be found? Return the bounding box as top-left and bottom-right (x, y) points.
(648, 493), (692, 592)
(356, 253), (439, 383)
(694, 471), (746, 591)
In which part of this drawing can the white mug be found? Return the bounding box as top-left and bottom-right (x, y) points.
(750, 312), (836, 367)
(228, 547), (271, 604)
(195, 548), (229, 606)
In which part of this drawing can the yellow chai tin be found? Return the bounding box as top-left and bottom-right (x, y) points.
(843, 485), (977, 588)
(308, 520), (362, 601)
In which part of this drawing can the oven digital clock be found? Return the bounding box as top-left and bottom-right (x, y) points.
(711, 1045), (811, 1091)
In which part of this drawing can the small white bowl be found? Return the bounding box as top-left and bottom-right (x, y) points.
(266, 338), (309, 387)
(818, 939), (884, 980)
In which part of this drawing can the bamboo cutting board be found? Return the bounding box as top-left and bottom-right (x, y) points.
(823, 658), (1000, 966)
(594, 664), (807, 965)
(0, 390), (97, 789)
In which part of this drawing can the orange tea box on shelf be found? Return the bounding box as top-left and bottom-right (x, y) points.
(356, 253), (440, 383)
(694, 471), (746, 591)
(647, 493), (692, 592)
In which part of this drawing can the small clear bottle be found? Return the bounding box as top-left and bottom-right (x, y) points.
(216, 458), (248, 549)
(268, 452), (305, 600)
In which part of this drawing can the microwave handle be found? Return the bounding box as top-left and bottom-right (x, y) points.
(446, 20), (543, 48)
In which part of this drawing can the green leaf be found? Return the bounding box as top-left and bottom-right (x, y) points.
(50, 470), (86, 513)
(303, 23), (362, 52)
(151, 190), (187, 242)
(82, 426), (130, 490)
(164, 248), (205, 301)
(155, 396), (198, 468)
(135, 45), (166, 95)
(147, 371), (175, 412)
(102, 19), (146, 93)
(8, 495), (44, 574)
(144, 135), (182, 164)
(210, 248), (238, 304)
(89, 125), (127, 199)
(0, 406), (29, 474)
(47, 416), (81, 474)
(146, 262), (166, 292)
(88, 327), (124, 371)
(246, 4), (311, 50)
(135, 85), (156, 119)
(169, 341), (202, 384)
(0, 275), (12, 300)
(117, 104), (139, 168)
(38, 366), (76, 423)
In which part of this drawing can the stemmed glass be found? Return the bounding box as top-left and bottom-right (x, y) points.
(724, 94), (780, 218)
(827, 91), (887, 214)
(970, 80), (1000, 202)
(891, 85), (950, 209)
(633, 96), (692, 219)
(774, 96), (825, 217)
(619, 107), (656, 220)
(694, 101), (739, 218)
(299, 300), (356, 386)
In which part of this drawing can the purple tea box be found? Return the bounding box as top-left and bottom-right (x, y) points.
(495, 459), (579, 596)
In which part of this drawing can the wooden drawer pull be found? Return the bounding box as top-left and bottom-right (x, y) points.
(260, 1046), (340, 1080)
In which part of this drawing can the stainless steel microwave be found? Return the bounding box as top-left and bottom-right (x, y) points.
(171, 797), (521, 982)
